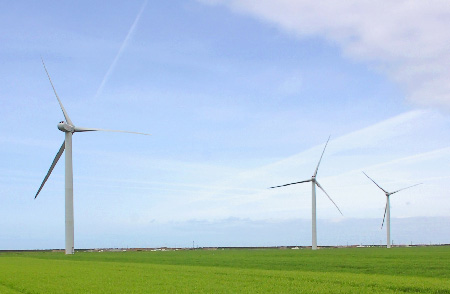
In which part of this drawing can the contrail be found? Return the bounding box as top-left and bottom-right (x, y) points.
(94, 0), (148, 100)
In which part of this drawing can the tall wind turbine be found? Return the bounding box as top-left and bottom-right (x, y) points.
(362, 172), (421, 248)
(35, 59), (150, 254)
(269, 137), (343, 250)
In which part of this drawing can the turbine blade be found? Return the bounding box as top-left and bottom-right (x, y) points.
(381, 201), (388, 229)
(41, 58), (74, 126)
(313, 136), (331, 178)
(390, 183), (422, 195)
(34, 141), (65, 199)
(315, 181), (343, 216)
(362, 171), (388, 193)
(269, 179), (311, 189)
(73, 126), (150, 136)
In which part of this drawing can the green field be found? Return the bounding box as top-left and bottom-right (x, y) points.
(1, 247), (449, 293)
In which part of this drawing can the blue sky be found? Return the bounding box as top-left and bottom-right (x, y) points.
(1, 0), (450, 249)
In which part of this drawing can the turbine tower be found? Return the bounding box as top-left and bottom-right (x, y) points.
(362, 172), (421, 248)
(269, 137), (343, 250)
(35, 59), (150, 254)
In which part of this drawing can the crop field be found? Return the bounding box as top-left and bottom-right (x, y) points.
(0, 246), (449, 293)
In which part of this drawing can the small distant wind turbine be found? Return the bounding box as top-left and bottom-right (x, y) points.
(269, 137), (343, 250)
(35, 59), (150, 254)
(362, 172), (421, 248)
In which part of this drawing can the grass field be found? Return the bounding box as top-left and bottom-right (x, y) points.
(1, 246), (449, 293)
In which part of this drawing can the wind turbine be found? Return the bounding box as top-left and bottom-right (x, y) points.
(35, 59), (150, 254)
(269, 137), (343, 250)
(362, 172), (421, 248)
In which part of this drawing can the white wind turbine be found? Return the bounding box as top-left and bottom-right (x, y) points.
(269, 137), (343, 250)
(35, 59), (150, 254)
(362, 172), (421, 248)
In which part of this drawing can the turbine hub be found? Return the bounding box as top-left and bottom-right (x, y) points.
(58, 121), (75, 133)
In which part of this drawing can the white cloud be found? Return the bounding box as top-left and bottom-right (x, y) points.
(199, 0), (450, 109)
(130, 109), (450, 222)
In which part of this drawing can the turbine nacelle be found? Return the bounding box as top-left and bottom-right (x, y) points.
(57, 121), (75, 133)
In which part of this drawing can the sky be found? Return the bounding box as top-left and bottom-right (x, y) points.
(1, 0), (450, 250)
